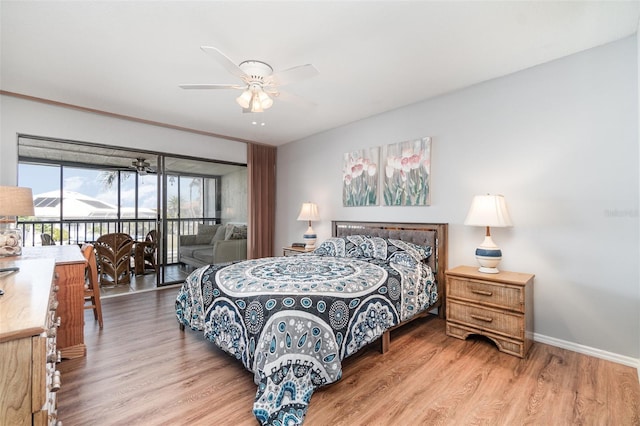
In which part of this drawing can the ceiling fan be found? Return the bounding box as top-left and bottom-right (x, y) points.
(131, 158), (155, 175)
(179, 46), (319, 113)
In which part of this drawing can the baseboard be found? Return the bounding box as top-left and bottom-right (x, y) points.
(534, 333), (640, 375)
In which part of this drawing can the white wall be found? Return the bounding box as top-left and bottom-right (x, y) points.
(277, 36), (639, 362)
(0, 95), (247, 185)
(637, 21), (640, 377)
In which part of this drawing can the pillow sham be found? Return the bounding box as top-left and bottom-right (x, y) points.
(387, 238), (432, 263)
(314, 235), (431, 266)
(359, 237), (431, 266)
(313, 237), (348, 257)
(313, 236), (364, 257)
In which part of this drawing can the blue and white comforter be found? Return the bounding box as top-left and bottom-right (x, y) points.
(175, 237), (436, 425)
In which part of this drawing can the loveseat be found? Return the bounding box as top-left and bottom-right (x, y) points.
(178, 223), (247, 268)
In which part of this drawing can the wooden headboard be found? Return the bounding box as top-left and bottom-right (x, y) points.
(332, 221), (448, 317)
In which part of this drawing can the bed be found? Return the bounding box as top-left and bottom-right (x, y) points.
(175, 221), (448, 425)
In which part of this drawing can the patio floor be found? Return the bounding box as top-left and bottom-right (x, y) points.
(100, 263), (198, 297)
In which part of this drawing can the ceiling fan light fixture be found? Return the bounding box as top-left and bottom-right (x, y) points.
(236, 90), (253, 109)
(258, 90), (273, 109)
(250, 93), (264, 113)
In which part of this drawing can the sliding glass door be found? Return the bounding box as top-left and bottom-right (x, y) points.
(17, 135), (246, 289)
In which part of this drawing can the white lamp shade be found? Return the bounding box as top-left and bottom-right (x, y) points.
(0, 186), (34, 257)
(0, 186), (35, 218)
(464, 194), (513, 227)
(297, 202), (320, 222)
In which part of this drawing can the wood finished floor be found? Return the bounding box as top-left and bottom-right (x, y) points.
(58, 288), (640, 425)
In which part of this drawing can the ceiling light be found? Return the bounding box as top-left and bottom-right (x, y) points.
(250, 93), (264, 113)
(237, 84), (273, 113)
(257, 91), (273, 109)
(236, 90), (252, 109)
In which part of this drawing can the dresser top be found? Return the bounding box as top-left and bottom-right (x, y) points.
(446, 265), (534, 285)
(21, 244), (85, 265)
(0, 257), (56, 343)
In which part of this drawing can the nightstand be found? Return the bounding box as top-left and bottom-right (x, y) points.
(282, 246), (314, 256)
(445, 265), (534, 358)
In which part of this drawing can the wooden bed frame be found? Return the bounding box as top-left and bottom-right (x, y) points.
(332, 221), (449, 353)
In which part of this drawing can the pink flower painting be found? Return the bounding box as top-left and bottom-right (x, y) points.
(343, 147), (379, 206)
(382, 137), (431, 206)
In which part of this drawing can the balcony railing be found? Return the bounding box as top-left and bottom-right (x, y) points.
(17, 217), (220, 264)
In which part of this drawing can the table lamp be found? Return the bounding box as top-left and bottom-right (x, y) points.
(0, 186), (35, 258)
(297, 202), (320, 249)
(464, 194), (513, 273)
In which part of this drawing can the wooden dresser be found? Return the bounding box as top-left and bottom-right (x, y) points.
(0, 258), (62, 425)
(21, 246), (87, 359)
(445, 265), (534, 358)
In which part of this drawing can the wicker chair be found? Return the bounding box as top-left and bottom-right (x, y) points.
(81, 243), (103, 328)
(41, 233), (56, 245)
(95, 233), (134, 286)
(134, 230), (158, 275)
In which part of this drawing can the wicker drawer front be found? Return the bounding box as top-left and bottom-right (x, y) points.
(447, 300), (523, 339)
(448, 277), (523, 312)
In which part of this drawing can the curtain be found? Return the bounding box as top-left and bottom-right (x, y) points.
(247, 143), (276, 259)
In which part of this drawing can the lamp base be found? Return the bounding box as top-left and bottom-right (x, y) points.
(474, 235), (502, 274)
(0, 226), (22, 257)
(478, 266), (500, 274)
(302, 225), (317, 250)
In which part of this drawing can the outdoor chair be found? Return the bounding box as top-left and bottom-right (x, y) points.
(41, 233), (56, 245)
(134, 230), (158, 275)
(95, 233), (134, 286)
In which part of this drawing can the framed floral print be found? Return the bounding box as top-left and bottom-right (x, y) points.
(382, 137), (431, 206)
(342, 147), (379, 206)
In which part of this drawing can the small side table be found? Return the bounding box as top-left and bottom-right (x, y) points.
(445, 265), (534, 358)
(282, 246), (314, 256)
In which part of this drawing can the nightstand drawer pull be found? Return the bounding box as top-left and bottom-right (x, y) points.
(470, 314), (494, 323)
(471, 289), (493, 296)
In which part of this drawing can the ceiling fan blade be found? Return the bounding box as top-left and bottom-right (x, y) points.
(179, 83), (245, 90)
(276, 90), (317, 109)
(267, 64), (319, 87)
(200, 46), (247, 80)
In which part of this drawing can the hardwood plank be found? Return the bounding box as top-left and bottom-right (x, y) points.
(57, 288), (640, 425)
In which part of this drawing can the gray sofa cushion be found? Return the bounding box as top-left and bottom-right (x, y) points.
(192, 247), (215, 264)
(179, 245), (206, 259)
(195, 224), (221, 244)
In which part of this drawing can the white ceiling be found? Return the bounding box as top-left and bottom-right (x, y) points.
(1, 1), (638, 146)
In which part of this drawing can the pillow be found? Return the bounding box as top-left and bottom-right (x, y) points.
(358, 236), (388, 260)
(225, 224), (247, 240)
(212, 225), (227, 242)
(314, 235), (432, 266)
(387, 239), (432, 265)
(314, 237), (348, 257)
(229, 226), (247, 240)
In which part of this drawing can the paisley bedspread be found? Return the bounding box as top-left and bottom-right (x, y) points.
(176, 238), (436, 425)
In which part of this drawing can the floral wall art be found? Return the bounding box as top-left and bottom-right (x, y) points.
(382, 137), (432, 206)
(342, 147), (379, 206)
